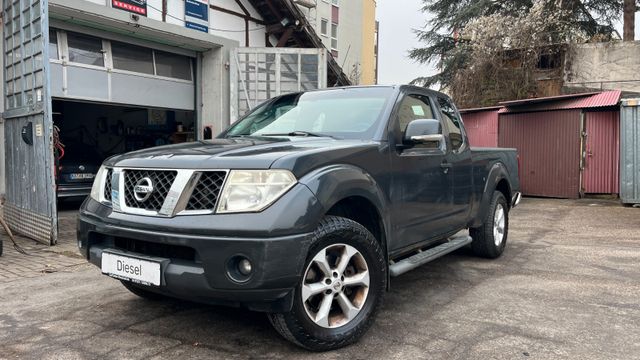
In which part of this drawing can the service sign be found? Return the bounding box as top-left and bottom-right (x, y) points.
(112, 0), (147, 16)
(185, 0), (209, 33)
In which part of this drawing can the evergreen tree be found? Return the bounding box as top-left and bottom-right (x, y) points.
(410, 0), (631, 90)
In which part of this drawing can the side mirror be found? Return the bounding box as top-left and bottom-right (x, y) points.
(403, 119), (444, 148)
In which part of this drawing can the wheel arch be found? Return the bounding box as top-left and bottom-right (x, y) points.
(472, 162), (513, 228)
(298, 164), (391, 263)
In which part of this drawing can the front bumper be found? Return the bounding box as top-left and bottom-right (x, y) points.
(57, 184), (92, 198)
(77, 183), (325, 312)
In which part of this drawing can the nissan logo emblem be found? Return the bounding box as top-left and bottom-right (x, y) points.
(133, 177), (154, 202)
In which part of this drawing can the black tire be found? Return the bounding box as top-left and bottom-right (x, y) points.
(470, 191), (509, 259)
(120, 281), (167, 301)
(0, 239), (3, 257)
(268, 216), (386, 351)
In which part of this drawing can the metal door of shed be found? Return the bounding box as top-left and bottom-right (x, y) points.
(583, 111), (620, 194)
(620, 99), (640, 204)
(3, 0), (57, 244)
(230, 48), (327, 122)
(499, 110), (582, 198)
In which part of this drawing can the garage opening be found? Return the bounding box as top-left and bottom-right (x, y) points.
(52, 99), (196, 200)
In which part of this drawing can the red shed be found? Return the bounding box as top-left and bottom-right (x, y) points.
(497, 91), (621, 198)
(460, 107), (501, 147)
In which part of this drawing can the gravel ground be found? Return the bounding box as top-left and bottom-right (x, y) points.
(0, 198), (638, 359)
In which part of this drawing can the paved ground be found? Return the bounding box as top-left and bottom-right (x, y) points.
(0, 198), (639, 359)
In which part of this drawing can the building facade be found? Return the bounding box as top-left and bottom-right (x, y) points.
(1, 0), (347, 245)
(297, 0), (378, 85)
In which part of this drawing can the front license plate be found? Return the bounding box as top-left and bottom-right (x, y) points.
(101, 252), (161, 286)
(69, 173), (95, 180)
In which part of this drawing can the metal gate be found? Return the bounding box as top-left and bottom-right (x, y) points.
(583, 111), (620, 194)
(230, 48), (327, 122)
(3, 0), (57, 244)
(498, 110), (582, 199)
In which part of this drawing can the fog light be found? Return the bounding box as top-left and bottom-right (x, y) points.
(238, 258), (252, 276)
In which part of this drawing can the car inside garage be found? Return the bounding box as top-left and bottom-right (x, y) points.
(52, 100), (196, 199)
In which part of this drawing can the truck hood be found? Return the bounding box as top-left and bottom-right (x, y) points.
(104, 137), (380, 175)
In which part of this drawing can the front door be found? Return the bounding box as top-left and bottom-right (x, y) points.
(389, 93), (454, 251)
(583, 111), (619, 194)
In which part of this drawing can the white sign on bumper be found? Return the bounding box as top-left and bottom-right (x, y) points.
(101, 252), (161, 286)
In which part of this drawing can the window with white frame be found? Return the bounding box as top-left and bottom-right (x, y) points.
(50, 29), (193, 81)
(155, 50), (192, 80)
(331, 0), (338, 5)
(67, 32), (104, 67)
(320, 19), (328, 36)
(111, 41), (154, 75)
(49, 30), (59, 60)
(331, 23), (338, 50)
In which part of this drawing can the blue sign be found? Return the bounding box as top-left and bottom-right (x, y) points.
(185, 0), (209, 33)
(186, 22), (209, 33)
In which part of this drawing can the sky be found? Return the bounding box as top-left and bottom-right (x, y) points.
(376, 0), (436, 85)
(376, 0), (639, 86)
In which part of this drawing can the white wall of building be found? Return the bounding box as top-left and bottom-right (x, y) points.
(566, 41), (640, 93)
(73, 0), (269, 46)
(306, 0), (364, 84)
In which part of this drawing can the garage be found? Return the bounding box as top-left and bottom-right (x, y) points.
(48, 26), (198, 200)
(497, 91), (622, 199)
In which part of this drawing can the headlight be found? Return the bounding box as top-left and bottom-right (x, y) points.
(216, 170), (297, 213)
(90, 165), (107, 202)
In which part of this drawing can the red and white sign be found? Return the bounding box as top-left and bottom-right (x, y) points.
(112, 0), (147, 16)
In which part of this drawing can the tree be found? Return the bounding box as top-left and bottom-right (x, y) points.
(444, 2), (574, 107)
(624, 0), (637, 41)
(410, 0), (632, 101)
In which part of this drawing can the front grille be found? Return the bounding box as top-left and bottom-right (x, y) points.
(104, 168), (113, 202)
(113, 237), (197, 262)
(185, 171), (227, 211)
(123, 170), (177, 211)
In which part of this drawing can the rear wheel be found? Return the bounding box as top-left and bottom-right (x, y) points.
(470, 191), (509, 259)
(268, 216), (386, 351)
(120, 281), (167, 301)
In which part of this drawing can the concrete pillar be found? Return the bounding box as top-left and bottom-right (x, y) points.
(200, 39), (239, 136)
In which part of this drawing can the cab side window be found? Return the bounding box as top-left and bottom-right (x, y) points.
(397, 94), (437, 133)
(437, 97), (465, 151)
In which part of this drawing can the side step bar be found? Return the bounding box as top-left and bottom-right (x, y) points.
(389, 235), (473, 277)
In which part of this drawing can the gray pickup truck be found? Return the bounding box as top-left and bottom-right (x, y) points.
(78, 85), (520, 351)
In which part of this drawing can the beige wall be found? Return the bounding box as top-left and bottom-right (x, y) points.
(360, 0), (377, 85)
(566, 41), (640, 93)
(304, 0), (376, 85)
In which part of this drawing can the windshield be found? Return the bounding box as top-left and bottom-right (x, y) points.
(223, 87), (394, 140)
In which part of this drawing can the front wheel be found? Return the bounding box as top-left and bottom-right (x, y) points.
(268, 216), (386, 351)
(470, 190), (509, 259)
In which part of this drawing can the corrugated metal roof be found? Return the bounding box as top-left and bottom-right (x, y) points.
(459, 106), (503, 114)
(498, 90), (621, 113)
(499, 92), (599, 106)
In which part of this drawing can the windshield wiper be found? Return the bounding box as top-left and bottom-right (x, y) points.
(260, 131), (337, 139)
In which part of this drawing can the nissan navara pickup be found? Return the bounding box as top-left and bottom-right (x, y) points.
(78, 85), (521, 351)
